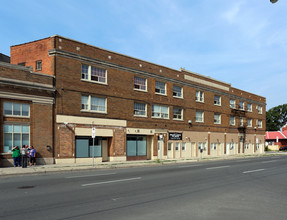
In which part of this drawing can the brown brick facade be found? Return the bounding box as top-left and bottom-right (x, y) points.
(2, 35), (266, 165)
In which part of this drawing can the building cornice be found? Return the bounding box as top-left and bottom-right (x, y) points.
(0, 91), (54, 104)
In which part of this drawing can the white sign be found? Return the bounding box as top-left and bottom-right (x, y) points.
(92, 127), (96, 138)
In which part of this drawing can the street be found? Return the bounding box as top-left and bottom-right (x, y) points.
(1, 155), (287, 220)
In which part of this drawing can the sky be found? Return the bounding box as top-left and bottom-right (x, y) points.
(0, 0), (286, 110)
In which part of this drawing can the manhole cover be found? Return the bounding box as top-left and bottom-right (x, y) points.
(18, 186), (35, 189)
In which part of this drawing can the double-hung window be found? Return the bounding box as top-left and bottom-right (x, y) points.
(258, 106), (263, 114)
(152, 105), (169, 119)
(81, 64), (107, 84)
(247, 118), (252, 127)
(239, 101), (244, 110)
(230, 116), (235, 126)
(173, 107), (183, 120)
(134, 76), (147, 91)
(196, 111), (204, 122)
(247, 103), (252, 112)
(258, 120), (262, 128)
(214, 113), (221, 124)
(230, 99), (236, 109)
(155, 81), (166, 95)
(240, 117), (244, 127)
(134, 103), (146, 117)
(3, 102), (30, 117)
(214, 95), (221, 106)
(173, 85), (182, 98)
(196, 91), (204, 102)
(81, 95), (106, 113)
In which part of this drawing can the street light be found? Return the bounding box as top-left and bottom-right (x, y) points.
(270, 0), (278, 3)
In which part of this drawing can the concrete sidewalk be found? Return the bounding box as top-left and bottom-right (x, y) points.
(1, 152), (286, 176)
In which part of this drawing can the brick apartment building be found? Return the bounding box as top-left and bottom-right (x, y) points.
(1, 35), (266, 165)
(0, 61), (54, 166)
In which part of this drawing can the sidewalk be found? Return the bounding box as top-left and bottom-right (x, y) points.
(1, 152), (286, 176)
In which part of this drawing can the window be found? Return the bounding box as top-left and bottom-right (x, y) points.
(247, 103), (252, 112)
(247, 118), (252, 127)
(258, 106), (263, 114)
(173, 85), (182, 98)
(258, 120), (262, 128)
(196, 91), (204, 102)
(155, 81), (166, 95)
(230, 143), (234, 150)
(175, 142), (179, 151)
(76, 137), (102, 158)
(230, 99), (236, 108)
(81, 64), (107, 84)
(134, 103), (146, 117)
(134, 76), (147, 91)
(182, 142), (186, 151)
(240, 117), (244, 127)
(198, 142), (206, 150)
(168, 142), (172, 151)
(239, 101), (244, 110)
(173, 107), (183, 120)
(152, 105), (169, 119)
(211, 143), (217, 150)
(245, 143), (249, 149)
(214, 95), (221, 106)
(196, 111), (204, 122)
(127, 135), (147, 156)
(81, 95), (106, 113)
(230, 116), (235, 126)
(214, 113), (221, 124)
(36, 60), (42, 70)
(3, 124), (30, 153)
(3, 102), (30, 117)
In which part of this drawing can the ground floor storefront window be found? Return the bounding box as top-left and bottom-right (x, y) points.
(127, 135), (147, 160)
(75, 136), (102, 158)
(3, 124), (30, 153)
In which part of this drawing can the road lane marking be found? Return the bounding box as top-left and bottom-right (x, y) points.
(206, 165), (230, 170)
(82, 177), (142, 187)
(178, 164), (203, 168)
(66, 173), (116, 179)
(243, 169), (265, 174)
(261, 160), (277, 164)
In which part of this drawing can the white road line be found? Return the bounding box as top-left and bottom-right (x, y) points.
(178, 164), (203, 168)
(65, 173), (116, 179)
(82, 177), (142, 187)
(243, 169), (265, 174)
(261, 160), (277, 164)
(206, 165), (230, 170)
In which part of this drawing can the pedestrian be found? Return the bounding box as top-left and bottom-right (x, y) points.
(12, 146), (21, 167)
(21, 145), (28, 168)
(29, 146), (36, 166)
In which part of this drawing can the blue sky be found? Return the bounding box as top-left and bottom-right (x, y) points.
(1, 0), (286, 110)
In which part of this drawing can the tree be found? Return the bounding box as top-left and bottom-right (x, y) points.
(266, 104), (287, 131)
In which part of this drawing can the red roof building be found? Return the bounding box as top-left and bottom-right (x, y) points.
(265, 126), (287, 147)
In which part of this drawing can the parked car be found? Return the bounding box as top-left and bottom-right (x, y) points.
(279, 146), (287, 151)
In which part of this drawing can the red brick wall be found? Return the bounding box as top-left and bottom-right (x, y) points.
(10, 37), (55, 75)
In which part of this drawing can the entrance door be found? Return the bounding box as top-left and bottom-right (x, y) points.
(226, 143), (230, 155)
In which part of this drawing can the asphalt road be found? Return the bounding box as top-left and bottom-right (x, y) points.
(1, 155), (287, 220)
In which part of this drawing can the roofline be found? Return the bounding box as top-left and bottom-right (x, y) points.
(0, 61), (55, 78)
(50, 35), (182, 73)
(10, 36), (51, 48)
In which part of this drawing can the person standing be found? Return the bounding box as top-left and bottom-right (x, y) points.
(21, 145), (28, 168)
(29, 146), (36, 166)
(12, 146), (21, 167)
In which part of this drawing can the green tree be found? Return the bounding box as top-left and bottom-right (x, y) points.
(266, 104), (287, 131)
